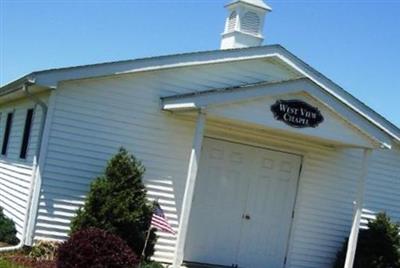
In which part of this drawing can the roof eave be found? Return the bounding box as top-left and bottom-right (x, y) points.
(0, 74), (37, 97)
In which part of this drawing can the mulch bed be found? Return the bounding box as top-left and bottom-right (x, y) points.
(3, 254), (56, 268)
(7, 256), (57, 268)
(6, 255), (57, 268)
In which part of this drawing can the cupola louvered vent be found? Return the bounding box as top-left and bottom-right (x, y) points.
(227, 11), (237, 32)
(241, 12), (260, 35)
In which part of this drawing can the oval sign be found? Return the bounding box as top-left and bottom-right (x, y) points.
(271, 99), (324, 128)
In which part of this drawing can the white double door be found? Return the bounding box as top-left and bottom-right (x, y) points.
(185, 138), (302, 268)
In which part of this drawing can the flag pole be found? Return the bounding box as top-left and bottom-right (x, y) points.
(140, 200), (158, 266)
(141, 225), (153, 261)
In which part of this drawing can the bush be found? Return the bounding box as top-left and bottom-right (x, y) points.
(70, 148), (156, 259)
(29, 241), (59, 261)
(333, 212), (400, 268)
(57, 228), (139, 268)
(140, 261), (164, 268)
(0, 207), (19, 245)
(140, 262), (164, 268)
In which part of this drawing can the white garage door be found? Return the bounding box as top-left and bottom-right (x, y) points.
(184, 138), (302, 268)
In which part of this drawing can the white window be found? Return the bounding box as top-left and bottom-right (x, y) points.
(241, 11), (260, 35)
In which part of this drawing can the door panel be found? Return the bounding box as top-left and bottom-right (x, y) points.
(237, 149), (301, 268)
(184, 139), (251, 266)
(184, 138), (301, 268)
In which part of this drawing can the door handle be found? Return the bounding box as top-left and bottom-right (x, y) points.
(242, 213), (251, 220)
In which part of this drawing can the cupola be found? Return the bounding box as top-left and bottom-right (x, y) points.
(220, 0), (271, 49)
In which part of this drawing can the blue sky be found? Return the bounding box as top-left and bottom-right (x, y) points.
(1, 0), (399, 127)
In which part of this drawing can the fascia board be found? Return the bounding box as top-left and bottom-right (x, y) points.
(274, 51), (400, 144)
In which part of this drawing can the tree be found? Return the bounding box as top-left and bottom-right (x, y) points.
(70, 148), (156, 259)
(333, 212), (400, 268)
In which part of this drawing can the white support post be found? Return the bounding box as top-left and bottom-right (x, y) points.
(344, 148), (372, 268)
(172, 108), (206, 268)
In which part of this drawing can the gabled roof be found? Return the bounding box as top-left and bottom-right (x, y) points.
(1, 44), (399, 144)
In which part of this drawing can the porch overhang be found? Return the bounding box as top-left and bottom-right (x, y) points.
(161, 78), (392, 149)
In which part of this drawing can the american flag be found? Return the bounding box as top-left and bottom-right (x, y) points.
(151, 202), (176, 235)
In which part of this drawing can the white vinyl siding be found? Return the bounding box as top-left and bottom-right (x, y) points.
(0, 94), (48, 239)
(287, 151), (361, 268)
(361, 146), (400, 227)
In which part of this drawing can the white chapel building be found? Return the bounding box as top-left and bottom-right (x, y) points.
(0, 1), (399, 267)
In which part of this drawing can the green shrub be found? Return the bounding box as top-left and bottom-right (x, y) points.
(70, 148), (156, 259)
(57, 228), (139, 268)
(29, 241), (59, 261)
(333, 212), (400, 268)
(0, 207), (19, 245)
(140, 261), (164, 268)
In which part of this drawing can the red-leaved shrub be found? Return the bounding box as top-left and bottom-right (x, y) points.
(57, 228), (139, 268)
